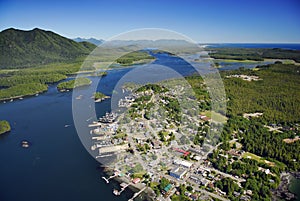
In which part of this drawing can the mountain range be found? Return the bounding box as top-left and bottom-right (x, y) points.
(0, 27), (200, 69)
(0, 28), (96, 69)
(73, 37), (104, 46)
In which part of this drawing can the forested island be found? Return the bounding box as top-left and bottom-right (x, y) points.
(0, 120), (11, 135)
(57, 77), (92, 91)
(116, 51), (155, 66)
(93, 92), (110, 102)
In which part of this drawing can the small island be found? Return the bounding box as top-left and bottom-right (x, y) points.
(96, 71), (107, 77)
(0, 120), (11, 135)
(57, 77), (92, 91)
(116, 51), (155, 66)
(93, 92), (110, 102)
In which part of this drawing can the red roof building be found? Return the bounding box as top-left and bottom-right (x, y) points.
(132, 178), (141, 184)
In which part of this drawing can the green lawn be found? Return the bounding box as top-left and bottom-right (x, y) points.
(242, 152), (275, 166)
(201, 110), (228, 123)
(216, 59), (260, 63)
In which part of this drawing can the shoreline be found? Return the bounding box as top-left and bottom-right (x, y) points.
(0, 89), (47, 102)
(272, 172), (299, 201)
(102, 167), (155, 201)
(94, 96), (110, 103)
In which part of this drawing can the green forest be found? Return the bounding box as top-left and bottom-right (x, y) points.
(0, 83), (48, 100)
(0, 28), (96, 69)
(208, 47), (300, 62)
(0, 62), (82, 100)
(94, 92), (107, 100)
(222, 63), (300, 123)
(186, 62), (300, 171)
(116, 51), (155, 65)
(57, 77), (92, 91)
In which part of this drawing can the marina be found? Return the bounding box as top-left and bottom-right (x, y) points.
(99, 112), (118, 123)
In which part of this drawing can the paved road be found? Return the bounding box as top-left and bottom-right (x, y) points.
(187, 178), (230, 201)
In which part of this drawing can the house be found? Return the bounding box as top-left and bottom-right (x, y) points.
(193, 155), (201, 161)
(173, 159), (193, 168)
(240, 195), (251, 201)
(151, 140), (161, 149)
(200, 178), (209, 186)
(132, 178), (141, 184)
(190, 194), (198, 200)
(162, 183), (172, 194)
(200, 115), (211, 122)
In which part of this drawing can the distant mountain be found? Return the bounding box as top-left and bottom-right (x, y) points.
(103, 39), (200, 54)
(73, 37), (104, 46)
(0, 28), (97, 69)
(106, 39), (193, 47)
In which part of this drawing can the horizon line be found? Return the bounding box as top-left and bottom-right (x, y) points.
(1, 27), (300, 44)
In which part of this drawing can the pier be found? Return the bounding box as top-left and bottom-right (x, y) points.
(101, 172), (118, 184)
(88, 122), (102, 127)
(113, 182), (130, 195)
(99, 112), (118, 123)
(128, 187), (147, 201)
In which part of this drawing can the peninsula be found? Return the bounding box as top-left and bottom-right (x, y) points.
(57, 77), (92, 92)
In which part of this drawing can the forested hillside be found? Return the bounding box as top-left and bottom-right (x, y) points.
(0, 28), (96, 68)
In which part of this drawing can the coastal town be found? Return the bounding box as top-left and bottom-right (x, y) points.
(87, 79), (299, 201)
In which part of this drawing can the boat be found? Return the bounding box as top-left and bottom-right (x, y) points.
(99, 112), (118, 123)
(21, 140), (30, 148)
(76, 95), (83, 100)
(113, 189), (120, 195)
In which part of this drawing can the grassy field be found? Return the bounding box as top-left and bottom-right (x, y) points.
(201, 110), (228, 123)
(215, 59), (261, 63)
(242, 152), (275, 166)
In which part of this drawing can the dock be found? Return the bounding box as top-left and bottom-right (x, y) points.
(88, 122), (102, 127)
(128, 187), (147, 201)
(101, 173), (118, 184)
(99, 112), (118, 123)
(113, 182), (130, 196)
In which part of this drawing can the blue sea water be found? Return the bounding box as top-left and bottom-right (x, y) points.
(203, 43), (300, 50)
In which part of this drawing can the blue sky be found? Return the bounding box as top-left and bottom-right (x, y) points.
(0, 0), (300, 43)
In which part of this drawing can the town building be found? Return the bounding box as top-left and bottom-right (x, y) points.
(169, 166), (187, 179)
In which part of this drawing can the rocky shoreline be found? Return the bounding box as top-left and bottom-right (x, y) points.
(272, 172), (299, 201)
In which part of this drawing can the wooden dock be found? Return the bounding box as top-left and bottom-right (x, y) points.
(128, 187), (147, 201)
(113, 182), (130, 195)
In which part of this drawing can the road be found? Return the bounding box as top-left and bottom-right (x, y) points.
(187, 178), (230, 201)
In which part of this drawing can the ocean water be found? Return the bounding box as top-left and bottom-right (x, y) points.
(203, 43), (300, 50)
